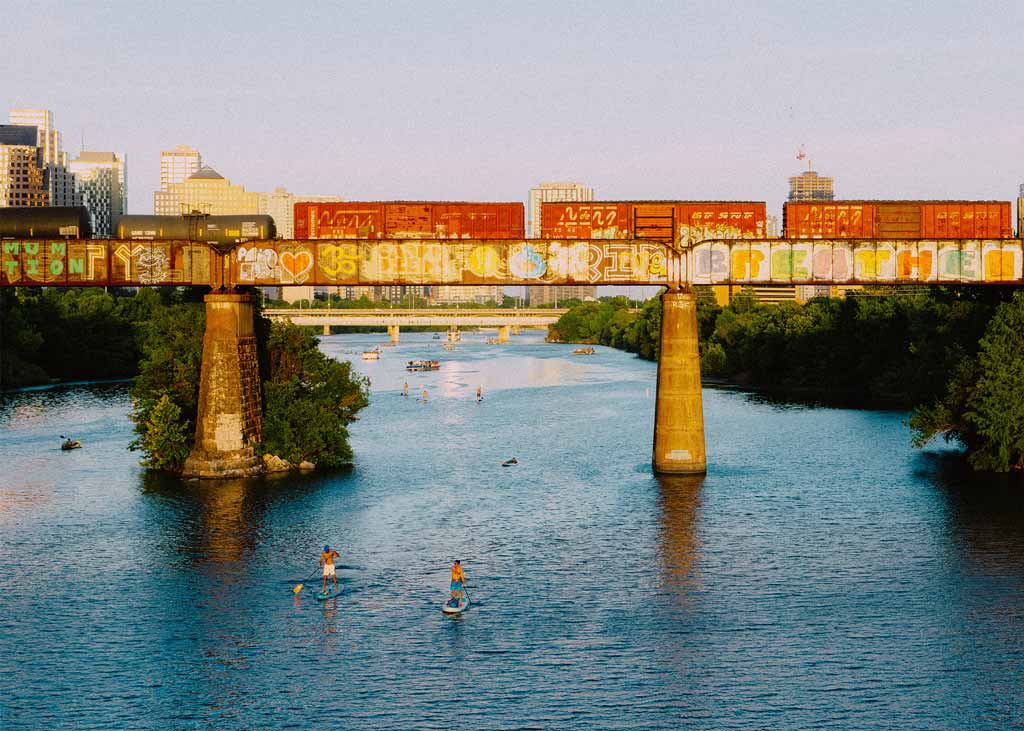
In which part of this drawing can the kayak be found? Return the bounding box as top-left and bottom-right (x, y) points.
(442, 596), (470, 614)
(316, 588), (342, 601)
(501, 459), (517, 467)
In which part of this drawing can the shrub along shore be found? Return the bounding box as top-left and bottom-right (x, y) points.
(1, 287), (368, 473)
(548, 287), (1024, 472)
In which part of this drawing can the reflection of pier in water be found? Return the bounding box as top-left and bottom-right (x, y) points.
(656, 475), (705, 601)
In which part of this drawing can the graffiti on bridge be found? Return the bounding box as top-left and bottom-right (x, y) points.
(1, 240), (214, 286)
(689, 239), (1024, 284)
(233, 240), (670, 285)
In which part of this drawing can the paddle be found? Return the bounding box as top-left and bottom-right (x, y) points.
(292, 567), (320, 594)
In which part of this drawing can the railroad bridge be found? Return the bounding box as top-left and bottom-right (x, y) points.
(4, 235), (1024, 479)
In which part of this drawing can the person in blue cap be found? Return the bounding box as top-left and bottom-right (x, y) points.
(319, 545), (341, 593)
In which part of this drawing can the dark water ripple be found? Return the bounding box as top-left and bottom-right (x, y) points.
(1, 331), (1023, 730)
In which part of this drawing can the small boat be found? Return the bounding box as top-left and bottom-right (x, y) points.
(502, 457), (518, 467)
(572, 347), (595, 355)
(442, 343), (455, 351)
(61, 439), (81, 451)
(362, 349), (381, 360)
(485, 338), (500, 345)
(406, 359), (440, 372)
(442, 595), (470, 614)
(432, 333), (441, 340)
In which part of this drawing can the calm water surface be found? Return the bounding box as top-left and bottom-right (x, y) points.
(1, 331), (1023, 730)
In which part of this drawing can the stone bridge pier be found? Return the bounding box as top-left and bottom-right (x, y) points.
(652, 288), (706, 474)
(182, 292), (264, 479)
(388, 324), (400, 343)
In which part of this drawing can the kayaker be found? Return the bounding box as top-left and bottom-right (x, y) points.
(450, 560), (465, 604)
(320, 545), (341, 593)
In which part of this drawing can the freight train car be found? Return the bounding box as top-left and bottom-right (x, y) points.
(294, 201), (524, 239)
(0, 206), (93, 239)
(115, 214), (275, 244)
(783, 201), (1014, 239)
(539, 201), (766, 247)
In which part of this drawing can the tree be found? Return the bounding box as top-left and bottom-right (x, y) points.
(129, 394), (192, 471)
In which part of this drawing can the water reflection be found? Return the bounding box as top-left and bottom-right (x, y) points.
(655, 475), (705, 600)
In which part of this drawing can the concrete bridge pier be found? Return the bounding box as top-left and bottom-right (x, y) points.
(322, 324), (331, 336)
(498, 325), (511, 343)
(652, 288), (706, 475)
(182, 292), (264, 479)
(388, 324), (400, 343)
(447, 326), (460, 342)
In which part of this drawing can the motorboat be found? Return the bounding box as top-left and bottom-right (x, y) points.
(572, 347), (595, 355)
(362, 349), (381, 360)
(485, 338), (500, 345)
(406, 359), (440, 372)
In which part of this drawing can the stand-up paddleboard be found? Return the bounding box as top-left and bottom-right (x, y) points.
(442, 595), (470, 614)
(316, 588), (343, 601)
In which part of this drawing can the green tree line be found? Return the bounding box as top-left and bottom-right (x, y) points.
(1, 287), (368, 473)
(551, 287), (1024, 472)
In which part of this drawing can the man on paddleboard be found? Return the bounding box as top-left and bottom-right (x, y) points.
(450, 560), (465, 605)
(320, 545), (341, 593)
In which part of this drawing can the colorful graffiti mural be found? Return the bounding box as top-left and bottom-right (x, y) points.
(689, 239), (1024, 284)
(4, 238), (1024, 287)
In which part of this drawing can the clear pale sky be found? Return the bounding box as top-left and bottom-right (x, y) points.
(4, 0), (1023, 218)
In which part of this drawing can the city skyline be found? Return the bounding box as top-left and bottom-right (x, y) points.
(4, 2), (1021, 218)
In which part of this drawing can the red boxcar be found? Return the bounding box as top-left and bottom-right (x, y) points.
(294, 201), (524, 239)
(784, 201), (1013, 239)
(540, 201), (766, 246)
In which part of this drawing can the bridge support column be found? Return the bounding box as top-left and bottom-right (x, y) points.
(323, 324), (331, 336)
(652, 288), (706, 475)
(182, 293), (264, 479)
(447, 326), (459, 342)
(388, 324), (400, 343)
(511, 324), (521, 336)
(498, 325), (510, 343)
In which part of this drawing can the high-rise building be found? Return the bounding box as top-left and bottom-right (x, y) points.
(1017, 183), (1023, 238)
(258, 187), (346, 238)
(9, 108), (78, 206)
(788, 169), (834, 202)
(526, 285), (596, 306)
(155, 165), (260, 216)
(527, 181), (594, 238)
(155, 145), (202, 214)
(0, 144), (47, 207)
(69, 151), (127, 237)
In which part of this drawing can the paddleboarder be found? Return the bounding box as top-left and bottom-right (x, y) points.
(476, 386), (482, 402)
(403, 382), (409, 397)
(450, 559), (465, 605)
(320, 545), (341, 593)
(421, 388), (428, 402)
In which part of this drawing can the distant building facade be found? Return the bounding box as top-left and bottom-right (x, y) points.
(259, 188), (346, 238)
(527, 285), (597, 306)
(787, 170), (834, 202)
(0, 143), (47, 207)
(154, 145), (202, 214)
(9, 108), (78, 206)
(155, 165), (260, 216)
(429, 286), (500, 305)
(69, 151), (126, 236)
(527, 181), (594, 238)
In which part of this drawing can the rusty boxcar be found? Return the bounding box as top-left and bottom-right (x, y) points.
(540, 201), (766, 247)
(294, 201), (524, 240)
(784, 201), (1014, 239)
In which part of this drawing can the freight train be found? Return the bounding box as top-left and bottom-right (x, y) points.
(1, 198), (1019, 243)
(0, 206), (92, 239)
(0, 207), (274, 244)
(294, 201), (525, 239)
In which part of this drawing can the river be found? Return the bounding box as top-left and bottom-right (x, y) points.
(1, 331), (1023, 730)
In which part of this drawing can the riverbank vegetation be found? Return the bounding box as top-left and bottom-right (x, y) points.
(1, 287), (368, 473)
(552, 287), (1024, 472)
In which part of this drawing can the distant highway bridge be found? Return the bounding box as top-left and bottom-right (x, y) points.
(262, 307), (568, 328)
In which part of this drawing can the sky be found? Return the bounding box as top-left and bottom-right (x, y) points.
(4, 0), (1024, 222)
